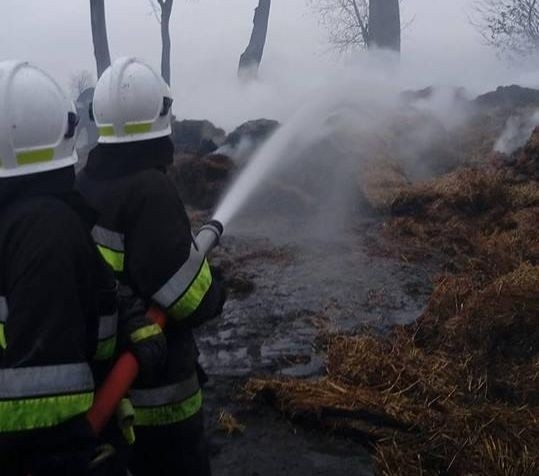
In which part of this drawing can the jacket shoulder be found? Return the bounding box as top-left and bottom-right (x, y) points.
(131, 169), (178, 196)
(1, 196), (91, 254)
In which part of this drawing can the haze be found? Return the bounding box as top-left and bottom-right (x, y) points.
(1, 0), (538, 129)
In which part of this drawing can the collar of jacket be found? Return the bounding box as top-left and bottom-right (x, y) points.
(0, 166), (98, 228)
(84, 136), (175, 180)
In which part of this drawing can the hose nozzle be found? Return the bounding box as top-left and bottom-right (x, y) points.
(195, 219), (224, 256)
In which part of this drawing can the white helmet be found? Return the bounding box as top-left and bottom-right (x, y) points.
(92, 57), (173, 144)
(0, 61), (79, 178)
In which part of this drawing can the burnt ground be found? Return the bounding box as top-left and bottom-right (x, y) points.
(196, 215), (436, 476)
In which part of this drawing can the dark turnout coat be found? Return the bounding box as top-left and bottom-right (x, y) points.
(77, 137), (222, 427)
(0, 167), (116, 435)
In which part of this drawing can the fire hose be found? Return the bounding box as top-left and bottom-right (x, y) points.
(86, 220), (224, 436)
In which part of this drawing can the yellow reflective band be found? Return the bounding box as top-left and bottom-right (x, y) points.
(16, 148), (54, 166)
(124, 122), (153, 135)
(0, 323), (6, 350)
(118, 398), (136, 445)
(97, 245), (125, 273)
(130, 324), (162, 344)
(134, 390), (202, 427)
(94, 336), (117, 361)
(168, 260), (212, 321)
(0, 392), (93, 432)
(99, 126), (115, 137)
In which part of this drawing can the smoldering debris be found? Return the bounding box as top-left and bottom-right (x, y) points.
(173, 84), (538, 232)
(244, 128), (539, 475)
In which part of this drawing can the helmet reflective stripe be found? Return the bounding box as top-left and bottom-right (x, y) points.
(0, 363), (94, 432)
(0, 296), (7, 350)
(16, 148), (54, 166)
(93, 57), (172, 144)
(0, 60), (78, 178)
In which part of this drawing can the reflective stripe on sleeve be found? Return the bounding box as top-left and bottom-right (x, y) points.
(152, 248), (213, 322)
(130, 373), (199, 408)
(152, 244), (205, 308)
(167, 260), (213, 320)
(131, 373), (202, 427)
(134, 390), (202, 427)
(0, 324), (6, 350)
(93, 226), (125, 273)
(92, 226), (125, 252)
(0, 296), (7, 322)
(94, 312), (119, 361)
(97, 245), (125, 273)
(98, 312), (118, 340)
(130, 324), (162, 344)
(94, 337), (116, 361)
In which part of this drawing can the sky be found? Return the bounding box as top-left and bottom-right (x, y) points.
(1, 0), (538, 129)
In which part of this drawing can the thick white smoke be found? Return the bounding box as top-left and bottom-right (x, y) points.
(494, 111), (539, 155)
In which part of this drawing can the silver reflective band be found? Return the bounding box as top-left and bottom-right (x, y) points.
(92, 226), (125, 251)
(0, 363), (95, 399)
(130, 373), (199, 407)
(152, 244), (205, 308)
(98, 312), (118, 340)
(0, 296), (7, 324)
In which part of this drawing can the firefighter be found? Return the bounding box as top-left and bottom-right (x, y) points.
(77, 57), (225, 476)
(0, 60), (166, 476)
(0, 60), (111, 475)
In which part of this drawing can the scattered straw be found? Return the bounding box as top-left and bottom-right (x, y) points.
(245, 138), (539, 475)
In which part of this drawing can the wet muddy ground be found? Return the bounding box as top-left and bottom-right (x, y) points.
(196, 215), (436, 476)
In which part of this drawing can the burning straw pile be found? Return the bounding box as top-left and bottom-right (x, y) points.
(245, 130), (539, 475)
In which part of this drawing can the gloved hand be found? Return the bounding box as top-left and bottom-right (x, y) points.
(29, 416), (101, 476)
(117, 284), (167, 385)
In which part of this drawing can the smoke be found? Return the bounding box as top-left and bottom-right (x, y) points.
(494, 111), (539, 155)
(2, 0), (539, 133)
(213, 51), (474, 239)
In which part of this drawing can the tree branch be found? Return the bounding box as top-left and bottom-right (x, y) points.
(350, 0), (369, 44)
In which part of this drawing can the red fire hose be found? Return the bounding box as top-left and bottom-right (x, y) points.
(86, 307), (167, 435)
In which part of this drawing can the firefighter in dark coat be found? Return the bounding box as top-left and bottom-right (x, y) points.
(0, 60), (165, 476)
(77, 57), (225, 476)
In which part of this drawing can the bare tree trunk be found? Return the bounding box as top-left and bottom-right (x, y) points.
(90, 0), (111, 78)
(368, 0), (401, 52)
(159, 0), (173, 85)
(238, 0), (271, 79)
